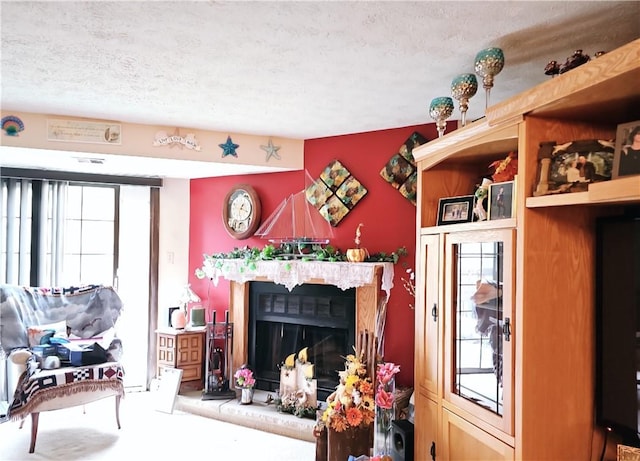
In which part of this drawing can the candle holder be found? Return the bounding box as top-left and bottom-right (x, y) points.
(450, 73), (478, 127)
(474, 47), (504, 109)
(429, 97), (454, 138)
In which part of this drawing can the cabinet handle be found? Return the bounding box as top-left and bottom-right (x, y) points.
(431, 303), (438, 322)
(503, 317), (511, 341)
(430, 441), (436, 460)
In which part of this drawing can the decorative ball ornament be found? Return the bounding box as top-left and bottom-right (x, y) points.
(451, 73), (478, 127)
(429, 97), (455, 138)
(474, 47), (505, 109)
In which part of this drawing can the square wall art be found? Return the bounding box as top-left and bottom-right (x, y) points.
(306, 159), (368, 227)
(380, 131), (428, 205)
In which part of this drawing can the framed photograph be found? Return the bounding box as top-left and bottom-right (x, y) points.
(613, 120), (640, 178)
(533, 139), (614, 196)
(488, 180), (516, 220)
(437, 195), (475, 226)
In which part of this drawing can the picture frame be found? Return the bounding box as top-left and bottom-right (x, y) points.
(488, 180), (516, 220)
(613, 120), (640, 179)
(533, 139), (614, 196)
(153, 367), (183, 414)
(437, 195), (475, 226)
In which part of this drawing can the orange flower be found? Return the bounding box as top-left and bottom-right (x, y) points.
(346, 407), (363, 427)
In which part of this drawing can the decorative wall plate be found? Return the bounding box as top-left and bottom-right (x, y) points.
(380, 131), (428, 205)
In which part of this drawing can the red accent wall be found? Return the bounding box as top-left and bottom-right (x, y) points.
(189, 122), (440, 387)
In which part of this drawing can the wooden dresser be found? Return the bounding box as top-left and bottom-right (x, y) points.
(156, 328), (205, 392)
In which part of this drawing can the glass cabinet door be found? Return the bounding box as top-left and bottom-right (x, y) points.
(443, 229), (514, 436)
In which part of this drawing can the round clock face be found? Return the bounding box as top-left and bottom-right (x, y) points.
(223, 184), (261, 239)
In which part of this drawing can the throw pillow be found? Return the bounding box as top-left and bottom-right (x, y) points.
(26, 320), (68, 347)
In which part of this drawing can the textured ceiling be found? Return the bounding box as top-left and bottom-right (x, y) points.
(1, 1), (639, 177)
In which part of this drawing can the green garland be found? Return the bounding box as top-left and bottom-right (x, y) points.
(195, 243), (408, 279)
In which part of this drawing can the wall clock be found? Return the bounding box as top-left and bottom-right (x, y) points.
(222, 184), (262, 239)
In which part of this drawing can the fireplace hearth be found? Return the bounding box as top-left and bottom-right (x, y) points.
(248, 281), (355, 400)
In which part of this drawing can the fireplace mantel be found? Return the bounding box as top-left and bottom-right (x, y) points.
(204, 259), (395, 374)
(204, 259), (395, 296)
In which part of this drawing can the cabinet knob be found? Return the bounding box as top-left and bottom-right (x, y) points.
(430, 441), (436, 460)
(431, 303), (438, 322)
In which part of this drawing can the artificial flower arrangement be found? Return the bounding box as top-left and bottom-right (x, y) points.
(234, 365), (256, 389)
(322, 351), (375, 432)
(400, 266), (415, 310)
(375, 362), (401, 410)
(489, 151), (518, 183)
(372, 362), (401, 460)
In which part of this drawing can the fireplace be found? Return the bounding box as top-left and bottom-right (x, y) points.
(208, 259), (393, 400)
(248, 281), (355, 400)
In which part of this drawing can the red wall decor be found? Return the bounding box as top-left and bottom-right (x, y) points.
(188, 122), (441, 387)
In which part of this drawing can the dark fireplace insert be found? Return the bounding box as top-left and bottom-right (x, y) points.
(248, 281), (356, 401)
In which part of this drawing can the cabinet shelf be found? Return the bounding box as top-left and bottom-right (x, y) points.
(526, 176), (640, 208)
(420, 218), (516, 235)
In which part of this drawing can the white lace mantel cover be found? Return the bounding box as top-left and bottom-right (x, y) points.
(203, 259), (395, 298)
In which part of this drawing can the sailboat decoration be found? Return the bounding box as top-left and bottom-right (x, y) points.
(254, 170), (334, 257)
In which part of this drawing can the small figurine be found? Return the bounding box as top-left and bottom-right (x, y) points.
(544, 60), (560, 77)
(473, 178), (493, 221)
(559, 49), (590, 74)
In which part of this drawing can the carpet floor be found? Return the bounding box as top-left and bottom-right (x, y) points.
(0, 390), (316, 460)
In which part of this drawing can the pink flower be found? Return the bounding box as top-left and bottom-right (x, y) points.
(375, 388), (395, 410)
(376, 362), (400, 386)
(234, 366), (255, 388)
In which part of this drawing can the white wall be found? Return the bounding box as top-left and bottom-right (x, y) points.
(158, 178), (191, 327)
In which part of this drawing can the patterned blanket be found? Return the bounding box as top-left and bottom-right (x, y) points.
(0, 284), (124, 354)
(7, 361), (125, 421)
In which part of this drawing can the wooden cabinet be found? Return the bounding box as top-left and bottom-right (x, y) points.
(156, 329), (205, 392)
(412, 39), (640, 460)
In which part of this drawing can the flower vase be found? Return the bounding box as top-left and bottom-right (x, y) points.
(374, 376), (396, 459)
(327, 425), (371, 461)
(240, 387), (254, 404)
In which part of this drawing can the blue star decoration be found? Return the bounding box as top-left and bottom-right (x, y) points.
(260, 138), (281, 161)
(219, 136), (239, 157)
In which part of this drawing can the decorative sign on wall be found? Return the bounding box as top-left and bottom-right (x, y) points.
(153, 128), (201, 151)
(379, 131), (428, 205)
(305, 159), (368, 227)
(219, 135), (239, 158)
(47, 119), (121, 145)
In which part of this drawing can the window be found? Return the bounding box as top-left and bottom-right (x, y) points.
(0, 178), (117, 287)
(60, 184), (117, 286)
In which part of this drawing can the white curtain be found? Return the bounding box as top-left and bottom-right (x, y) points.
(1, 178), (68, 286)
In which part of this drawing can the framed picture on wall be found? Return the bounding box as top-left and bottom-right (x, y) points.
(613, 120), (640, 178)
(436, 195), (474, 226)
(488, 180), (516, 220)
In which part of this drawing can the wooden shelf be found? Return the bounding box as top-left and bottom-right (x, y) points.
(526, 192), (591, 208)
(420, 218), (516, 235)
(526, 177), (640, 208)
(413, 118), (520, 169)
(588, 175), (640, 203)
